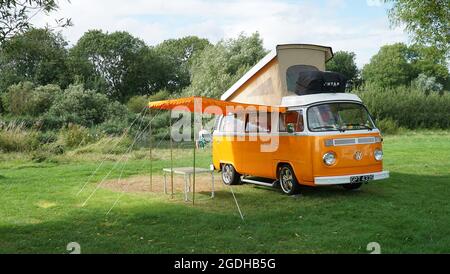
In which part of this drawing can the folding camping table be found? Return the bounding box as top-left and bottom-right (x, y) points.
(162, 167), (215, 202)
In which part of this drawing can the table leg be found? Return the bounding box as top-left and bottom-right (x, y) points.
(188, 175), (192, 193)
(184, 174), (188, 202)
(211, 171), (215, 199)
(163, 172), (167, 195)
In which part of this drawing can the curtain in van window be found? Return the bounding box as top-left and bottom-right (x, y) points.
(279, 111), (304, 132)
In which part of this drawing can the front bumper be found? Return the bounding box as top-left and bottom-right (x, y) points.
(314, 171), (390, 185)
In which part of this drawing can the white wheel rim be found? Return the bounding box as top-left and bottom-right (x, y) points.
(280, 168), (294, 193)
(222, 165), (233, 184)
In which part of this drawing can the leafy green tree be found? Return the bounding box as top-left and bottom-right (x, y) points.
(0, 28), (70, 92)
(385, 0), (450, 57)
(69, 30), (165, 102)
(47, 84), (115, 127)
(362, 43), (449, 88)
(0, 0), (71, 44)
(1, 81), (34, 115)
(155, 36), (210, 91)
(412, 73), (443, 94)
(222, 33), (267, 76)
(186, 33), (267, 98)
(409, 44), (449, 87)
(326, 51), (359, 83)
(362, 43), (414, 87)
(0, 81), (59, 116)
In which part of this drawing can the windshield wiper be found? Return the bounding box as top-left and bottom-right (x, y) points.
(312, 126), (340, 131)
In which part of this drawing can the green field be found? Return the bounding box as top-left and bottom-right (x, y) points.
(0, 131), (449, 254)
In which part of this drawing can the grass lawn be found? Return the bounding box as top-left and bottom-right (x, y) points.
(0, 131), (449, 254)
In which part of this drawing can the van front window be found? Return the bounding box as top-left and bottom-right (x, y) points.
(307, 103), (375, 132)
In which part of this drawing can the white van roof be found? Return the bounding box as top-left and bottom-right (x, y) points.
(281, 93), (362, 107)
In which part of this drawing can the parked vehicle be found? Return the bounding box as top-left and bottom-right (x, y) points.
(213, 44), (389, 194)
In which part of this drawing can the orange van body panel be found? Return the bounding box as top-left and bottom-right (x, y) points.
(213, 132), (383, 187)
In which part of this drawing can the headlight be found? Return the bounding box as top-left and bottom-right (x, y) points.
(374, 149), (383, 161)
(323, 152), (336, 166)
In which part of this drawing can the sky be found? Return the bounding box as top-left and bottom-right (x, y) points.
(32, 0), (409, 67)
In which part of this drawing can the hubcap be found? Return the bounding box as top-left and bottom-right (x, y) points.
(222, 165), (233, 184)
(280, 167), (293, 193)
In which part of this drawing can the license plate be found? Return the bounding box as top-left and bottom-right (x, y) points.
(350, 174), (374, 184)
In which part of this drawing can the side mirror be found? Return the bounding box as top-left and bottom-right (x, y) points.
(287, 123), (295, 134)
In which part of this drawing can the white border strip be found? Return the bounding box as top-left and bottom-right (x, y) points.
(314, 171), (390, 185)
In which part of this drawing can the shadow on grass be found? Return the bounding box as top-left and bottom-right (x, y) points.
(196, 170), (450, 205)
(1, 172), (449, 253)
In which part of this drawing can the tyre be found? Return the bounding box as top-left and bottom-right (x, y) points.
(342, 183), (362, 190)
(278, 164), (301, 195)
(221, 164), (241, 185)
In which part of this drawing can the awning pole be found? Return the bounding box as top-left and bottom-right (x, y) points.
(170, 111), (174, 199)
(149, 111), (152, 192)
(192, 112), (196, 206)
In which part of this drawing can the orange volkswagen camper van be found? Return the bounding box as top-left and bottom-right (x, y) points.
(212, 44), (389, 194)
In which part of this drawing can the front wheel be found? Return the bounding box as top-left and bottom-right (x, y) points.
(278, 165), (301, 195)
(221, 164), (241, 185)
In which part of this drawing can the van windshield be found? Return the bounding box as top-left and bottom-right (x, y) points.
(307, 103), (375, 132)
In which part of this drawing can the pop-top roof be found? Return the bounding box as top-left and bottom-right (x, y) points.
(221, 44), (334, 101)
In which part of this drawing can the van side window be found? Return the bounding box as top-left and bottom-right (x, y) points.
(220, 114), (245, 133)
(246, 113), (259, 133)
(245, 113), (271, 133)
(258, 112), (271, 132)
(214, 116), (222, 131)
(279, 111), (304, 132)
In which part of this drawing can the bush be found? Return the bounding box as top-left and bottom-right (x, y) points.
(47, 84), (110, 127)
(0, 122), (39, 152)
(106, 101), (132, 120)
(375, 118), (402, 135)
(45, 143), (65, 155)
(1, 82), (61, 116)
(355, 84), (450, 129)
(1, 82), (34, 115)
(127, 95), (149, 113)
(36, 131), (58, 144)
(0, 115), (40, 129)
(38, 114), (65, 131)
(29, 84), (61, 115)
(97, 119), (130, 136)
(46, 84), (132, 128)
(57, 123), (100, 148)
(127, 90), (170, 114)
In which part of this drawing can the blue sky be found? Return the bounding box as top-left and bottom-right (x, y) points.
(33, 0), (408, 67)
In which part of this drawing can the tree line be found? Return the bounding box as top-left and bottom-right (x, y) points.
(0, 0), (449, 140)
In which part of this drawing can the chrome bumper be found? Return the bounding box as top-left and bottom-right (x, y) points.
(314, 171), (390, 185)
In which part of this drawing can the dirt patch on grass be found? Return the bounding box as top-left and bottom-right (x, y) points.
(102, 174), (224, 194)
(35, 200), (57, 209)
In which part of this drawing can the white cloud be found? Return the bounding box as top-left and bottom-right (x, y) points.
(366, 0), (383, 7)
(31, 0), (407, 67)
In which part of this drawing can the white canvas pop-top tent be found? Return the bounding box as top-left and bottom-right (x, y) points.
(221, 44), (334, 106)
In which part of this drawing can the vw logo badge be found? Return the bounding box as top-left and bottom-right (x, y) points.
(354, 151), (363, 161)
